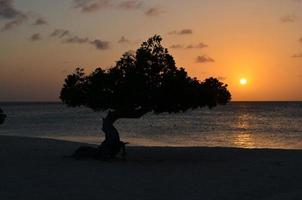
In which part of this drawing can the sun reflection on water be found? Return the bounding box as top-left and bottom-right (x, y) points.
(236, 113), (250, 130)
(233, 112), (256, 148)
(233, 133), (255, 148)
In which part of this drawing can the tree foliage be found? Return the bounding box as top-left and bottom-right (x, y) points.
(60, 35), (231, 115)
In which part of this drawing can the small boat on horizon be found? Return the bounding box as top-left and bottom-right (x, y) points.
(0, 108), (6, 124)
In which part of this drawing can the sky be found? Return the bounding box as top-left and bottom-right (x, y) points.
(0, 0), (302, 101)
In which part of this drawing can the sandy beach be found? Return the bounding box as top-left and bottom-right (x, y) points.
(0, 135), (301, 200)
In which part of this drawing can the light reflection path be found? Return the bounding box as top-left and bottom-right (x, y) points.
(233, 112), (256, 148)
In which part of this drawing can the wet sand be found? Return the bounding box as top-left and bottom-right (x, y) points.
(0, 135), (301, 200)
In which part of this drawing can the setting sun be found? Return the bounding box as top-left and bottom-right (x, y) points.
(240, 78), (248, 85)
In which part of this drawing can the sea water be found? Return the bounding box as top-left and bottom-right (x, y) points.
(0, 102), (301, 149)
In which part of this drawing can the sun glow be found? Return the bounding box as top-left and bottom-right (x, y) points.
(240, 78), (248, 85)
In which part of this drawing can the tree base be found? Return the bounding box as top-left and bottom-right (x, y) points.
(72, 141), (128, 161)
(0, 113), (6, 124)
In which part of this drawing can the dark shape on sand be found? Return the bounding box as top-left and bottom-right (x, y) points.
(60, 35), (231, 159)
(72, 141), (128, 160)
(0, 108), (7, 124)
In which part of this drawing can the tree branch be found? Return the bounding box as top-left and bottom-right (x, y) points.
(105, 108), (150, 124)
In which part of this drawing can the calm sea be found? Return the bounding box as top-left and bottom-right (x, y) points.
(0, 102), (301, 149)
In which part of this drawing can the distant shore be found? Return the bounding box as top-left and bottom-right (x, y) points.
(0, 135), (301, 200)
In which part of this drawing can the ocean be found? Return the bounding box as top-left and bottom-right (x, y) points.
(0, 102), (301, 149)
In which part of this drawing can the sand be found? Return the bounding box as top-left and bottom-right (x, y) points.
(0, 135), (301, 200)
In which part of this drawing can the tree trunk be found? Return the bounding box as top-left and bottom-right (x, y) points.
(98, 111), (121, 159)
(0, 109), (6, 125)
(98, 108), (149, 159)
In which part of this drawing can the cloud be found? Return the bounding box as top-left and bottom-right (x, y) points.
(1, 15), (27, 31)
(33, 17), (47, 25)
(91, 39), (109, 50)
(117, 0), (142, 10)
(118, 36), (130, 44)
(73, 0), (143, 12)
(29, 33), (41, 41)
(50, 29), (71, 38)
(0, 0), (48, 30)
(169, 42), (208, 49)
(64, 36), (89, 44)
(72, 0), (162, 17)
(187, 42), (208, 49)
(0, 0), (28, 30)
(292, 53), (302, 58)
(168, 29), (193, 35)
(50, 28), (109, 50)
(196, 55), (215, 63)
(72, 0), (111, 12)
(169, 44), (183, 49)
(0, 0), (24, 19)
(280, 14), (297, 23)
(145, 7), (163, 16)
(180, 29), (193, 35)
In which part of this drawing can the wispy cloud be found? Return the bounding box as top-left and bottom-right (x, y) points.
(117, 0), (142, 10)
(50, 29), (71, 38)
(169, 44), (183, 49)
(145, 7), (163, 16)
(33, 17), (48, 26)
(292, 53), (302, 58)
(187, 43), (208, 49)
(291, 37), (302, 57)
(29, 33), (41, 41)
(50, 28), (109, 50)
(0, 0), (28, 30)
(1, 15), (27, 31)
(0, 0), (48, 30)
(90, 39), (109, 50)
(72, 0), (162, 17)
(118, 36), (130, 44)
(168, 29), (193, 35)
(72, 0), (111, 12)
(280, 14), (297, 23)
(73, 0), (144, 12)
(196, 55), (215, 63)
(64, 36), (89, 44)
(0, 0), (24, 19)
(170, 42), (208, 49)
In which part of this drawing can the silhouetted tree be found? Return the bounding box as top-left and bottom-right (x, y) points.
(0, 108), (6, 125)
(60, 35), (231, 159)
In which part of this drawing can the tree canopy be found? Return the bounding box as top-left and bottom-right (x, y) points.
(60, 35), (231, 115)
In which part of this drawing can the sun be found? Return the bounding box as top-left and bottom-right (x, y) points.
(240, 78), (248, 85)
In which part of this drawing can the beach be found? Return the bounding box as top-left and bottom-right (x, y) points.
(0, 135), (301, 200)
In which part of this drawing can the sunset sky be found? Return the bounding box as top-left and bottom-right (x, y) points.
(1, 0), (302, 101)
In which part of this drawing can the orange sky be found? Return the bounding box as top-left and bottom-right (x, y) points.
(0, 0), (302, 101)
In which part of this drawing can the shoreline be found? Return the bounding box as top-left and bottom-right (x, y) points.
(1, 135), (302, 199)
(2, 134), (302, 150)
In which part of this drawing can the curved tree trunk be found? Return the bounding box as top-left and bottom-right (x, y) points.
(98, 108), (149, 159)
(99, 111), (121, 159)
(0, 109), (6, 125)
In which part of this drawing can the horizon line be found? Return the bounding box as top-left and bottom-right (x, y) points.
(1, 100), (302, 104)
